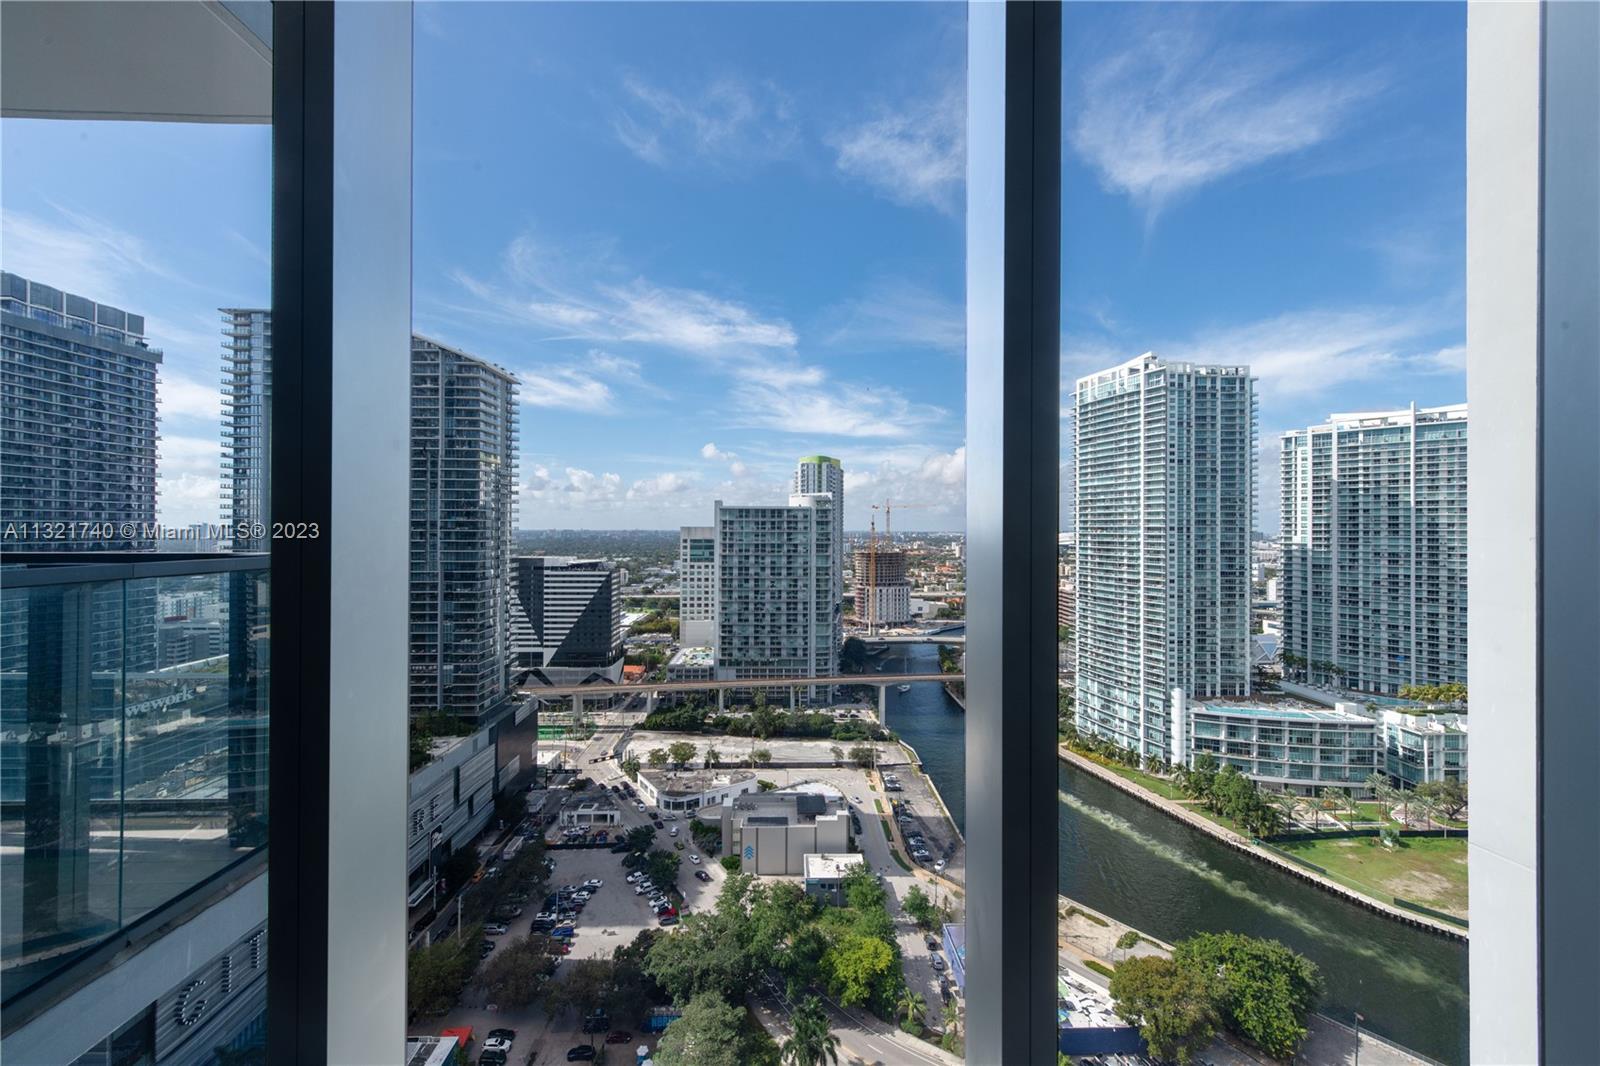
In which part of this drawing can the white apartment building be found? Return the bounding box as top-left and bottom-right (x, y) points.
(1073, 353), (1256, 759)
(1381, 709), (1468, 787)
(678, 525), (716, 647)
(712, 459), (843, 698)
(1281, 404), (1468, 695)
(1170, 692), (1379, 792)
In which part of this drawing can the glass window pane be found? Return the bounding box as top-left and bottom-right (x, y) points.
(1059, 4), (1468, 1063)
(409, 3), (967, 1059)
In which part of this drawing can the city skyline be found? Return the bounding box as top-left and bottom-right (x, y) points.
(0, 3), (1465, 535)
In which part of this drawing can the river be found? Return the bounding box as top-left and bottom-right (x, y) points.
(876, 639), (1469, 1064)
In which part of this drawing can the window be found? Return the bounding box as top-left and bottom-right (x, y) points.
(0, 3), (271, 1060)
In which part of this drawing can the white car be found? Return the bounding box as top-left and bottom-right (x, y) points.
(648, 895), (669, 909)
(483, 922), (509, 936)
(934, 860), (948, 873)
(636, 802), (646, 811)
(625, 871), (643, 884)
(635, 883), (653, 895)
(483, 1036), (513, 1054)
(663, 813), (676, 821)
(688, 854), (700, 865)
(669, 827), (679, 837)
(583, 878), (604, 889)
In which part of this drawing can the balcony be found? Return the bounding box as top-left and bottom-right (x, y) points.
(0, 552), (268, 1006)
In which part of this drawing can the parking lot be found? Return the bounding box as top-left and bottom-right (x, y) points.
(543, 841), (727, 962)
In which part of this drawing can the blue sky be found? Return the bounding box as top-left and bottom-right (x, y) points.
(0, 2), (1464, 534)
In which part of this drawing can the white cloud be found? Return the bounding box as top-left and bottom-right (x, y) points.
(830, 84), (964, 214)
(627, 472), (694, 500)
(838, 446), (966, 530)
(1069, 17), (1386, 224)
(1166, 306), (1459, 405)
(701, 442), (731, 461)
(823, 278), (965, 355)
(518, 367), (615, 413)
(156, 435), (222, 528)
(158, 369), (224, 420)
(612, 73), (798, 170)
(727, 360), (947, 440)
(452, 235), (797, 360)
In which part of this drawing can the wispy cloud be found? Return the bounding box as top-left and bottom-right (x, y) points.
(452, 232), (797, 360)
(830, 84), (964, 214)
(700, 442), (749, 478)
(1166, 305), (1460, 404)
(822, 278), (964, 355)
(516, 351), (658, 414)
(840, 445), (965, 529)
(159, 369), (224, 420)
(1069, 15), (1387, 225)
(612, 72), (798, 171)
(156, 434), (221, 527)
(727, 361), (947, 440)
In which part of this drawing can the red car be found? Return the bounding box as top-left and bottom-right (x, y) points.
(605, 1031), (633, 1045)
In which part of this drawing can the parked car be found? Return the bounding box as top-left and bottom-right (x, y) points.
(695, 869), (712, 882)
(583, 878), (604, 889)
(484, 1030), (516, 1053)
(494, 904), (525, 920)
(551, 924), (575, 938)
(605, 1031), (633, 1045)
(934, 859), (948, 873)
(668, 827), (679, 837)
(635, 802), (646, 811)
(653, 820), (665, 829)
(688, 853), (700, 864)
(663, 812), (675, 821)
(566, 1047), (596, 1061)
(925, 934), (941, 950)
(626, 871), (644, 884)
(932, 955), (946, 972)
(483, 922), (509, 936)
(478, 1052), (507, 1066)
(658, 914), (679, 926)
(479, 940), (496, 959)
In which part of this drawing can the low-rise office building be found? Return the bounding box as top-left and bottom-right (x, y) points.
(1381, 710), (1468, 786)
(407, 729), (498, 899)
(1170, 690), (1379, 792)
(803, 852), (866, 905)
(721, 791), (851, 875)
(635, 767), (760, 814)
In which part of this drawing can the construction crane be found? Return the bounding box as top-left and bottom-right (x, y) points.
(861, 500), (934, 636)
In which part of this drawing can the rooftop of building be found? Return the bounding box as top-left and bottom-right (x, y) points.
(803, 852), (865, 881)
(513, 555), (616, 571)
(727, 789), (845, 822)
(1190, 698), (1374, 724)
(639, 767), (756, 796)
(669, 645), (715, 668)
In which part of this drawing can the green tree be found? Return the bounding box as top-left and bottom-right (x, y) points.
(894, 985), (926, 1032)
(668, 740), (698, 769)
(752, 747), (772, 768)
(648, 748), (670, 769)
(550, 957), (615, 1019)
(1172, 932), (1323, 1059)
(479, 935), (556, 1008)
(721, 855), (742, 874)
(611, 929), (665, 1024)
(782, 996), (841, 1066)
(821, 934), (895, 1007)
(646, 848), (682, 892)
(646, 911), (755, 1004)
(704, 745), (721, 768)
(1417, 779), (1468, 820)
(829, 745), (845, 767)
(848, 744), (874, 769)
(654, 991), (750, 1066)
(406, 930), (478, 1018)
(901, 885), (938, 931)
(1115, 929), (1141, 961)
(1108, 955), (1221, 1065)
(622, 755), (642, 780)
(624, 825), (657, 853)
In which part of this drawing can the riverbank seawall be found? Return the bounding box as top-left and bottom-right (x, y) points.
(1057, 746), (1467, 942)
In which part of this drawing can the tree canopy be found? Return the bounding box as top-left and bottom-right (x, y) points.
(1108, 955), (1221, 1065)
(1171, 932), (1323, 1059)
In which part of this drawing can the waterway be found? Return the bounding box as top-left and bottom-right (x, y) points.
(878, 639), (1469, 1064)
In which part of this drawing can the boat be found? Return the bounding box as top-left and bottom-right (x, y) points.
(896, 683), (912, 693)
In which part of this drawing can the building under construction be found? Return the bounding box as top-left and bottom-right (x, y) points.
(853, 546), (912, 629)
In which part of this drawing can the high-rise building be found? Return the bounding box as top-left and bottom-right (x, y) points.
(221, 308), (271, 551)
(409, 336), (518, 721)
(714, 491), (841, 696)
(678, 525), (716, 647)
(1, 271), (160, 551)
(510, 556), (624, 685)
(794, 455), (845, 621)
(852, 546), (911, 629)
(1280, 404), (1468, 695)
(1073, 353), (1256, 759)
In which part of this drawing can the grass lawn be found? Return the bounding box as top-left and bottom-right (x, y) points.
(1062, 744), (1186, 801)
(1274, 834), (1468, 919)
(889, 848), (913, 873)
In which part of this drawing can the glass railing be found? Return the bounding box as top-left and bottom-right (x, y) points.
(0, 552), (268, 1004)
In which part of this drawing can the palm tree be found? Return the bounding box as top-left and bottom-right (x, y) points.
(895, 986), (926, 1031)
(782, 996), (840, 1066)
(941, 999), (962, 1042)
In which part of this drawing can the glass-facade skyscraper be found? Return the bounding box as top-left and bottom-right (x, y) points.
(1073, 353), (1256, 759)
(1281, 404), (1468, 695)
(0, 271), (160, 552)
(221, 308), (272, 551)
(408, 335), (518, 721)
